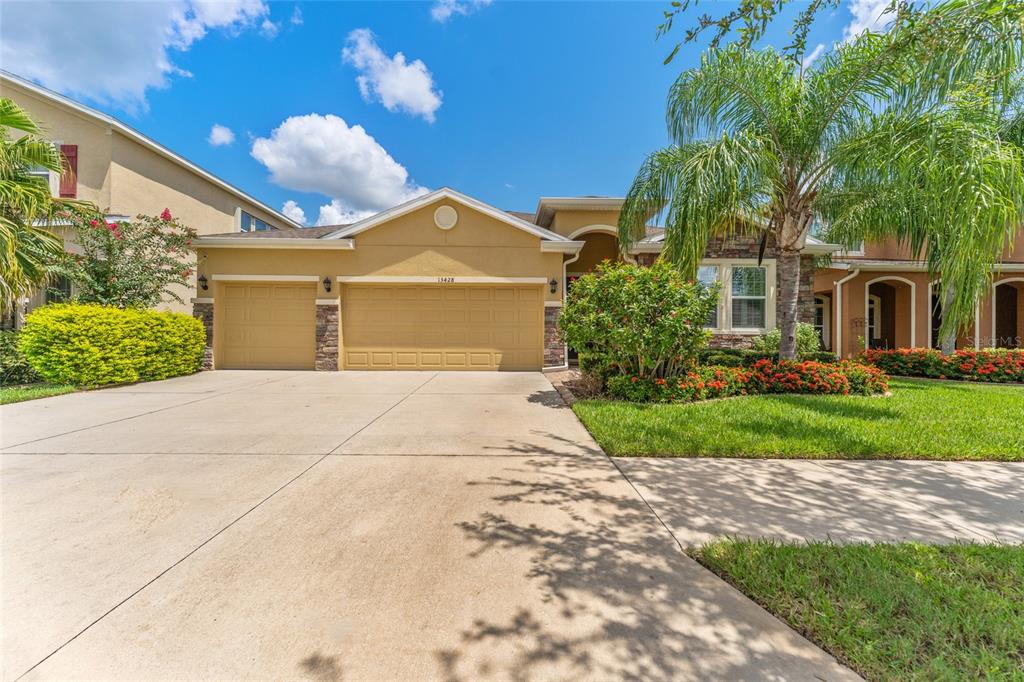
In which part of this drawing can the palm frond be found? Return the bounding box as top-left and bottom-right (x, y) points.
(619, 132), (779, 277)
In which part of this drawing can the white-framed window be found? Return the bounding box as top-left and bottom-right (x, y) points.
(814, 295), (831, 348)
(697, 260), (775, 333)
(240, 210), (277, 232)
(731, 265), (768, 330)
(696, 265), (719, 328)
(868, 294), (882, 341)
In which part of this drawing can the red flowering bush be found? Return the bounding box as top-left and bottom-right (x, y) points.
(607, 360), (887, 402)
(861, 348), (1024, 383)
(48, 207), (198, 308)
(607, 366), (749, 402)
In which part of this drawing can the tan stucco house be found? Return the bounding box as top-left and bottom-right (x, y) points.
(2, 70), (300, 317)
(190, 189), (841, 372)
(191, 185), (1022, 372)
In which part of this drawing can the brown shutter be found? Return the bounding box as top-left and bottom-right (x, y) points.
(59, 144), (77, 198)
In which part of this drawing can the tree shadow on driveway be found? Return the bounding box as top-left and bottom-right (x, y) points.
(434, 451), (857, 681)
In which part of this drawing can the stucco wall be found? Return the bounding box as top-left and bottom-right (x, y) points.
(4, 80), (113, 210)
(548, 209), (622, 238)
(198, 200), (566, 305)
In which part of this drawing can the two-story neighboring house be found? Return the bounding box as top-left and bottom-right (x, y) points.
(1, 70), (299, 319)
(812, 235), (1024, 357)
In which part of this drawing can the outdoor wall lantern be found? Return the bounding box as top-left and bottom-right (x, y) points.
(549, 278), (558, 294)
(198, 274), (208, 291)
(323, 277), (332, 293)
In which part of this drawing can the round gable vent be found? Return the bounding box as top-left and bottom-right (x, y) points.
(434, 205), (458, 230)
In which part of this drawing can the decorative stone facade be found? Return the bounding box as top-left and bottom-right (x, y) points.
(192, 301), (214, 370)
(632, 235), (817, 349)
(544, 305), (565, 367)
(315, 303), (340, 371)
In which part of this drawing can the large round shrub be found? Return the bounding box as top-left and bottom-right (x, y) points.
(559, 261), (719, 380)
(18, 304), (205, 387)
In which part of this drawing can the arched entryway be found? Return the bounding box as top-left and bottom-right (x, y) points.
(565, 225), (621, 363)
(992, 279), (1024, 348)
(864, 277), (916, 349)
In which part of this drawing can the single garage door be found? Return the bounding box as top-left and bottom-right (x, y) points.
(342, 285), (543, 370)
(220, 282), (316, 369)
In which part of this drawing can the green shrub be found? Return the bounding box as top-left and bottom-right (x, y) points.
(0, 330), (42, 385)
(559, 261), (719, 380)
(18, 304), (205, 387)
(752, 322), (823, 359)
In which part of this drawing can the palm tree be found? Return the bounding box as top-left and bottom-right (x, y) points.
(0, 98), (68, 314)
(619, 9), (1024, 359)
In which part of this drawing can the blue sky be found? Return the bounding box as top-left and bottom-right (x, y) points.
(2, 1), (883, 226)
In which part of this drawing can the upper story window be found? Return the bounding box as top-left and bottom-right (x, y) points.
(240, 210), (276, 232)
(731, 266), (767, 329)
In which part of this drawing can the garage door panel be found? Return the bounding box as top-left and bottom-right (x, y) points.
(342, 285), (542, 371)
(218, 283), (316, 370)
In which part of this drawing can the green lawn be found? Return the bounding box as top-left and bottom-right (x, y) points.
(0, 383), (76, 405)
(692, 540), (1024, 681)
(573, 378), (1024, 460)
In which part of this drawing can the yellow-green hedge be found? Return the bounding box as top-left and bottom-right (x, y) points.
(18, 304), (205, 387)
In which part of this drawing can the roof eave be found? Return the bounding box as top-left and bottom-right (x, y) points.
(192, 238), (356, 250)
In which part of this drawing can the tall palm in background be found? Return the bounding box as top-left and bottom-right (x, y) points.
(620, 2), (1024, 358)
(0, 98), (69, 313)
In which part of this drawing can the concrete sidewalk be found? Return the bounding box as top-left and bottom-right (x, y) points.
(616, 458), (1024, 546)
(2, 371), (857, 681)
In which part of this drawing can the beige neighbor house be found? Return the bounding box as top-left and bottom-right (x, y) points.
(1, 70), (300, 319)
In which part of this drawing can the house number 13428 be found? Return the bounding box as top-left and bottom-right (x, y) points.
(437, 277), (455, 283)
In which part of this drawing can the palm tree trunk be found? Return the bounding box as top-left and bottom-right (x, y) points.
(940, 284), (957, 355)
(777, 249), (802, 360)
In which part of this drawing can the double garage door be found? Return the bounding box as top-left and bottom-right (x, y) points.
(219, 282), (543, 371)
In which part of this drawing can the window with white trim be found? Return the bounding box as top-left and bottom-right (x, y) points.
(695, 261), (773, 332)
(731, 266), (767, 329)
(696, 265), (719, 328)
(240, 210), (277, 232)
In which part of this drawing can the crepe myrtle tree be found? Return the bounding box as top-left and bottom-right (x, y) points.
(49, 207), (198, 309)
(619, 2), (1024, 358)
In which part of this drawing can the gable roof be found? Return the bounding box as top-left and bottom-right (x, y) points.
(322, 187), (578, 244)
(1, 70), (301, 230)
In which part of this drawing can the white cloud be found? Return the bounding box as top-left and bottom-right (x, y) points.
(290, 6), (303, 25)
(281, 200), (307, 225)
(208, 124), (236, 146)
(843, 0), (896, 41)
(251, 113), (428, 217)
(315, 201), (378, 226)
(342, 29), (442, 122)
(430, 0), (492, 22)
(259, 18), (279, 38)
(0, 0), (269, 110)
(802, 43), (826, 69)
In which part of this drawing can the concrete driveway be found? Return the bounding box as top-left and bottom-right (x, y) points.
(1, 371), (855, 681)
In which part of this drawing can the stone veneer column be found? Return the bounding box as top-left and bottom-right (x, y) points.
(315, 301), (340, 371)
(543, 304), (565, 368)
(192, 299), (214, 370)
